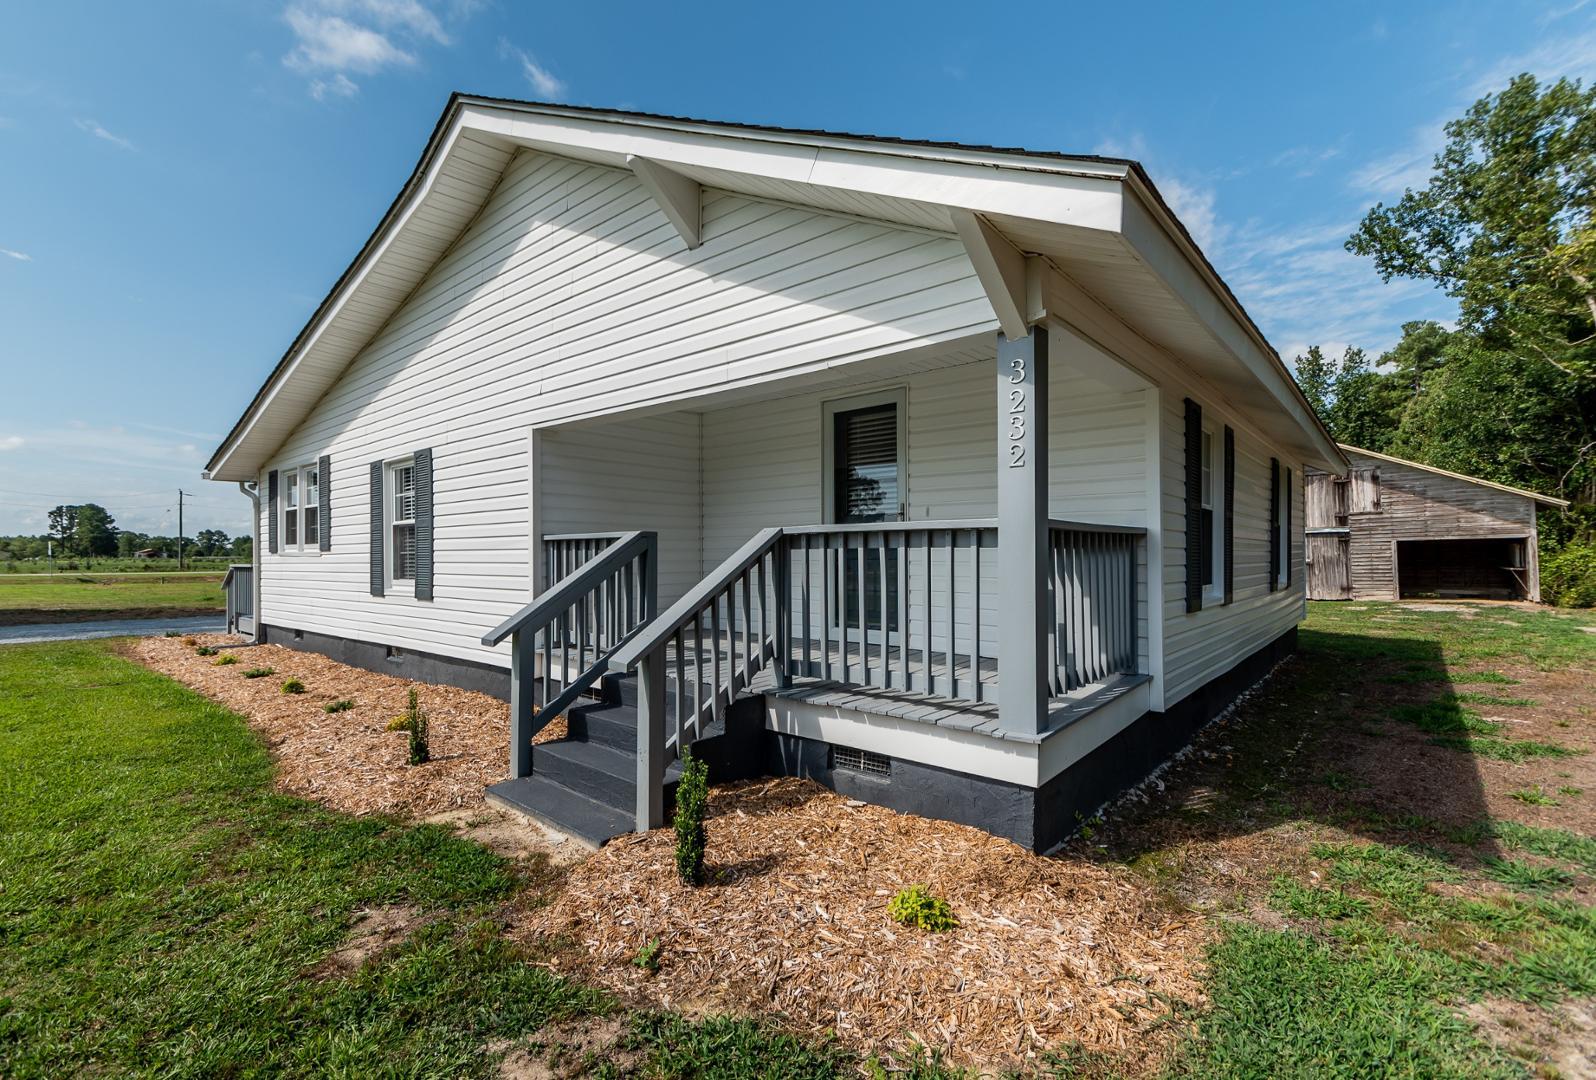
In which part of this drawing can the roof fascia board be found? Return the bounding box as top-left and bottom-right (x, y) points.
(460, 104), (1126, 233)
(1117, 175), (1344, 471)
(1339, 444), (1571, 507)
(207, 107), (477, 480)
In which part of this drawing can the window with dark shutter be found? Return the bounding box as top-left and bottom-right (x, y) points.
(318, 454), (331, 551)
(1269, 457), (1280, 592)
(369, 461), (384, 597)
(268, 470), (279, 555)
(1223, 426), (1235, 605)
(1184, 398), (1203, 613)
(412, 448), (433, 601)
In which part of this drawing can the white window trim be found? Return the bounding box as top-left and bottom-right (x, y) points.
(278, 462), (322, 556)
(384, 456), (416, 595)
(1201, 424), (1224, 603)
(820, 387), (908, 524)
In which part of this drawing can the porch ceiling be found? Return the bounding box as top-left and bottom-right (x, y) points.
(205, 94), (1341, 482)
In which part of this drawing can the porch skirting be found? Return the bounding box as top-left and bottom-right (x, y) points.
(258, 624), (511, 701)
(769, 627), (1298, 853)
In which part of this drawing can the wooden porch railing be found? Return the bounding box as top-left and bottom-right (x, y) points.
(609, 519), (1144, 829)
(483, 531), (656, 779)
(222, 563), (253, 635)
(543, 532), (624, 589)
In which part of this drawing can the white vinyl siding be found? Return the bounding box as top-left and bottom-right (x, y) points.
(1160, 392), (1304, 705)
(258, 147), (986, 666)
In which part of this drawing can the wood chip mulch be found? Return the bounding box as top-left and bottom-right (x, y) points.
(521, 777), (1209, 1073)
(123, 634), (549, 817)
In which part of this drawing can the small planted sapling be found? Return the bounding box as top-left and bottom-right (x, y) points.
(673, 751), (709, 886)
(281, 678), (306, 694)
(887, 885), (958, 931)
(405, 687), (429, 766)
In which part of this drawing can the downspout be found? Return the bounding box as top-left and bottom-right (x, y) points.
(238, 481), (263, 643)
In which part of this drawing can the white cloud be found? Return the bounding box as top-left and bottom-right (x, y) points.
(310, 73), (360, 100)
(282, 1), (467, 98)
(1, 248), (30, 262)
(283, 9), (416, 75)
(500, 38), (566, 99)
(73, 118), (134, 151)
(0, 436), (23, 451)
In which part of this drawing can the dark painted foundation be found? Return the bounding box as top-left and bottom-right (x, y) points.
(769, 627), (1298, 852)
(259, 624), (511, 701)
(262, 620), (1294, 853)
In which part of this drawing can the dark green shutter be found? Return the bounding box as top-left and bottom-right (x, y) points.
(1284, 469), (1293, 587)
(369, 461), (384, 597)
(413, 448), (433, 601)
(318, 454), (331, 551)
(1223, 426), (1235, 606)
(1183, 398), (1203, 613)
(1268, 457), (1280, 593)
(267, 470), (279, 555)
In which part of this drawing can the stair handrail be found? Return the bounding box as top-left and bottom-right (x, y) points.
(485, 530), (657, 779)
(610, 527), (786, 832)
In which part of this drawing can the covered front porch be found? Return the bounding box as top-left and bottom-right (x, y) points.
(488, 324), (1159, 841)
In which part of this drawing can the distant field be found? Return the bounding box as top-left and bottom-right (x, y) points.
(0, 573), (225, 625)
(0, 557), (237, 575)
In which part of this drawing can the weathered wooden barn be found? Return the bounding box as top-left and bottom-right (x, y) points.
(1305, 446), (1568, 602)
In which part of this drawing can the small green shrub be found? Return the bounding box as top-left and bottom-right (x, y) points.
(163, 630), (181, 638)
(241, 667), (274, 680)
(194, 645), (217, 657)
(280, 678), (305, 695)
(1542, 542), (1596, 607)
(323, 698), (355, 714)
(405, 688), (429, 766)
(673, 751), (709, 886)
(212, 654), (238, 666)
(633, 937), (662, 974)
(385, 715), (412, 732)
(887, 885), (959, 932)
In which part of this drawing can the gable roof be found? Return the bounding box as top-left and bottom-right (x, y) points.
(1338, 445), (1570, 508)
(204, 93), (1343, 481)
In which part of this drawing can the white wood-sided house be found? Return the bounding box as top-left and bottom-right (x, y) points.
(205, 95), (1344, 851)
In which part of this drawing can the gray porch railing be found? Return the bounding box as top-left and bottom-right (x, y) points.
(782, 521), (999, 702)
(543, 532), (624, 588)
(222, 563), (253, 635)
(609, 519), (1144, 830)
(484, 531), (657, 778)
(1047, 522), (1142, 693)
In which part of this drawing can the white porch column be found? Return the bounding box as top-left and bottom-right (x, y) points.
(997, 325), (1049, 736)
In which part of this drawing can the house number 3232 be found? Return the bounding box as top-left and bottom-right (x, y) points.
(1007, 355), (1028, 468)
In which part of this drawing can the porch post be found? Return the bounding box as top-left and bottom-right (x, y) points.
(508, 630), (536, 778)
(635, 645), (667, 830)
(997, 326), (1049, 736)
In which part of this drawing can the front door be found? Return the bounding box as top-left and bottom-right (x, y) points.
(828, 395), (904, 634)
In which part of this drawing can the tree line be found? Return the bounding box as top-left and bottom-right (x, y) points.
(0, 502), (250, 562)
(1302, 74), (1596, 603)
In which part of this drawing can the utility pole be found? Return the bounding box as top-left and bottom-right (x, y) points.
(177, 489), (187, 570)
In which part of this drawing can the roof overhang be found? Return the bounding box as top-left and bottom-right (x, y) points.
(205, 93), (1344, 481)
(1338, 445), (1570, 508)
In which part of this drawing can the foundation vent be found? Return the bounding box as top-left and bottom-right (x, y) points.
(832, 746), (890, 778)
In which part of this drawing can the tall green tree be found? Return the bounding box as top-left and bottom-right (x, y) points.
(1348, 74), (1596, 383)
(47, 503), (118, 556)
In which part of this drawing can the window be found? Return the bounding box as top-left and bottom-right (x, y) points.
(279, 463), (320, 554)
(1200, 429), (1217, 589)
(388, 460), (416, 585)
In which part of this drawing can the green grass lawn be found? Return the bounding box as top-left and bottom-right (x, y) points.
(3, 603), (1593, 1078)
(0, 642), (866, 1078)
(0, 574), (224, 624)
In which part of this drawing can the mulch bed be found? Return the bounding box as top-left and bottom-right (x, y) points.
(522, 777), (1209, 1073)
(124, 634), (542, 817)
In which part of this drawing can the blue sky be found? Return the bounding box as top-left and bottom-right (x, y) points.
(3, 0), (1594, 537)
